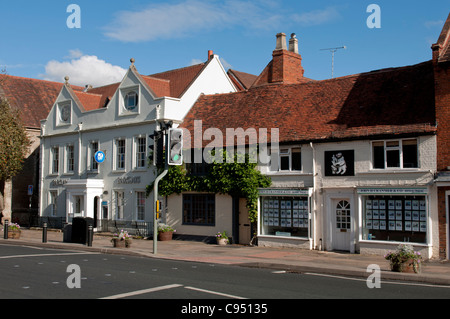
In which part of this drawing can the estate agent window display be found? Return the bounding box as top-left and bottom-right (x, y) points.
(362, 195), (427, 244)
(260, 196), (310, 238)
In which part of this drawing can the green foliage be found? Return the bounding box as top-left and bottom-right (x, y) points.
(0, 98), (30, 181)
(147, 149), (271, 223)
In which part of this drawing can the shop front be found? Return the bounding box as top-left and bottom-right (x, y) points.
(257, 188), (313, 249)
(357, 187), (434, 258)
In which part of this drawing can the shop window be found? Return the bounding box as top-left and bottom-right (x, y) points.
(260, 196), (309, 238)
(372, 139), (418, 169)
(362, 195), (427, 244)
(183, 194), (215, 226)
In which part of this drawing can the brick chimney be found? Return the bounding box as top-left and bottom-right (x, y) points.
(271, 33), (304, 84)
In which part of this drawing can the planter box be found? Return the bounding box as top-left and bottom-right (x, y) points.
(217, 238), (228, 246)
(7, 230), (21, 239)
(112, 238), (131, 248)
(158, 231), (173, 241)
(390, 259), (421, 273)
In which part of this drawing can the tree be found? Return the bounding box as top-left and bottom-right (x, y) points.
(0, 97), (30, 212)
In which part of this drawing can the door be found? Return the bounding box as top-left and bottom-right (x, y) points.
(238, 198), (252, 245)
(332, 199), (352, 251)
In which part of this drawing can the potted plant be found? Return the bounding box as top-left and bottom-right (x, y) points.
(5, 222), (21, 239)
(111, 229), (132, 248)
(215, 231), (229, 245)
(157, 223), (175, 241)
(384, 244), (423, 273)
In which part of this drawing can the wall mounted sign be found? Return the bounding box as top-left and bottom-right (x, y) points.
(94, 151), (106, 164)
(115, 176), (141, 185)
(324, 150), (354, 176)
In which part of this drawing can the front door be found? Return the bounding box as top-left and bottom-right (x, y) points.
(332, 199), (352, 251)
(238, 198), (251, 245)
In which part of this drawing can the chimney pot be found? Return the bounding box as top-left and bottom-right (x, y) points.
(208, 50), (214, 60)
(289, 33), (299, 54)
(275, 33), (287, 50)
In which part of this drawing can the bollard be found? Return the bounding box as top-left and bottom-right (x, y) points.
(4, 220), (8, 239)
(87, 225), (93, 247)
(42, 222), (47, 243)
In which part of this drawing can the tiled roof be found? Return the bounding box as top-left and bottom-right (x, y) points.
(181, 61), (436, 148)
(149, 63), (206, 98)
(227, 69), (258, 91)
(0, 74), (83, 129)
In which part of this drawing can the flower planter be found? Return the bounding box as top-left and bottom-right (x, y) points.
(7, 230), (21, 239)
(217, 238), (228, 246)
(158, 231), (173, 241)
(390, 259), (421, 273)
(112, 238), (131, 248)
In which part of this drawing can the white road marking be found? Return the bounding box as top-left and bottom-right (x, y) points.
(304, 272), (450, 288)
(100, 284), (183, 299)
(0, 252), (99, 259)
(184, 286), (247, 299)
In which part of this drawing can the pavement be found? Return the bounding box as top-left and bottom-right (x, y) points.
(1, 228), (450, 286)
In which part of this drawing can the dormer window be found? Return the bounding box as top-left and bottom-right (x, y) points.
(124, 91), (138, 111)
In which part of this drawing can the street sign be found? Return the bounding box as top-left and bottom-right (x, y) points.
(94, 151), (106, 164)
(28, 185), (33, 196)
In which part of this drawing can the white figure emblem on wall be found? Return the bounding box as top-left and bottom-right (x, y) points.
(331, 152), (347, 175)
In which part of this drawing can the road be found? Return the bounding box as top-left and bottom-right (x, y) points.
(1, 244), (449, 304)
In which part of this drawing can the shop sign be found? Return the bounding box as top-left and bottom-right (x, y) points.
(115, 176), (141, 184)
(258, 188), (310, 196)
(325, 150), (355, 176)
(357, 188), (428, 195)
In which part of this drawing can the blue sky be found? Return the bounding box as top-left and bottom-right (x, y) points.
(0, 0), (447, 87)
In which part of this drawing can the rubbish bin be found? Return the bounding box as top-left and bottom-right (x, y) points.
(71, 217), (94, 244)
(63, 223), (72, 243)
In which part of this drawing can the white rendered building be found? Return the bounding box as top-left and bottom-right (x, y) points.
(39, 53), (236, 234)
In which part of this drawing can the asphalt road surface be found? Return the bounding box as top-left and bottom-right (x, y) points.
(1, 244), (449, 305)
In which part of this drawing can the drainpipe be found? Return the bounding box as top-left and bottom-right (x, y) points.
(39, 123), (46, 218)
(310, 142), (317, 250)
(77, 123), (83, 178)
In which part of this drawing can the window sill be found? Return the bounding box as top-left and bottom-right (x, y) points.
(357, 169), (430, 175)
(266, 171), (312, 176)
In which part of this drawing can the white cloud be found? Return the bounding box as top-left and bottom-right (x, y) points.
(104, 0), (339, 43)
(42, 53), (127, 87)
(291, 6), (340, 26)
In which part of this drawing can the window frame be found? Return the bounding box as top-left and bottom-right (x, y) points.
(371, 139), (418, 170)
(136, 191), (146, 221)
(65, 144), (75, 174)
(89, 141), (99, 172)
(182, 194), (216, 226)
(276, 146), (302, 172)
(134, 135), (147, 170)
(51, 146), (60, 175)
(114, 138), (126, 171)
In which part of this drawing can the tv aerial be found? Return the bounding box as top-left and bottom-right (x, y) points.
(320, 46), (347, 79)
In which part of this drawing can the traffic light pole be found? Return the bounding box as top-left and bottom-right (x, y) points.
(153, 132), (168, 255)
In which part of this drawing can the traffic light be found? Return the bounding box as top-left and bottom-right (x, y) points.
(168, 128), (183, 165)
(149, 131), (164, 166)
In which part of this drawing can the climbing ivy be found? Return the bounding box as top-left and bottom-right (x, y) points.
(147, 149), (271, 223)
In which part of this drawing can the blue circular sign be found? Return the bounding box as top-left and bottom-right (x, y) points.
(94, 151), (106, 164)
